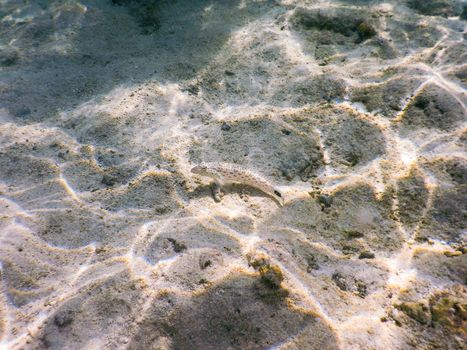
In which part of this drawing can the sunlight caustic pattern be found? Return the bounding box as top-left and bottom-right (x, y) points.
(0, 0), (466, 349)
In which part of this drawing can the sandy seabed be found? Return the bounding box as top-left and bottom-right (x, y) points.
(0, 0), (466, 349)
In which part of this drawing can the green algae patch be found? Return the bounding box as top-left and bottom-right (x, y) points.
(356, 21), (376, 41)
(431, 297), (467, 328)
(395, 302), (431, 324)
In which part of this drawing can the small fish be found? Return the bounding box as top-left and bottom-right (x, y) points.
(191, 162), (284, 205)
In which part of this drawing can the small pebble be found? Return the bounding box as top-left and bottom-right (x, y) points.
(318, 194), (333, 208)
(221, 122), (231, 131)
(347, 230), (364, 239)
(359, 251), (375, 259)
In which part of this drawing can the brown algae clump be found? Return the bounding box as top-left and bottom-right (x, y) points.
(248, 254), (289, 299)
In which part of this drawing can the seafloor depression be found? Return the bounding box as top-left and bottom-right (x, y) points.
(0, 0), (466, 349)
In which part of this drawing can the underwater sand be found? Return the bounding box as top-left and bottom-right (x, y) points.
(0, 0), (466, 349)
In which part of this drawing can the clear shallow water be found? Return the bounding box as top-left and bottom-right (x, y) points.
(0, 1), (466, 349)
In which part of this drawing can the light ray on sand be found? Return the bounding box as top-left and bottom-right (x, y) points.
(1, 1), (465, 349)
